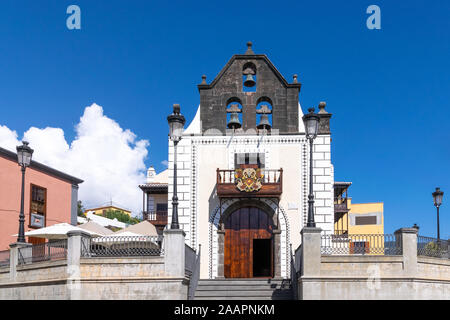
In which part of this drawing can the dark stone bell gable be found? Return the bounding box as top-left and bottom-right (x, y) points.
(197, 43), (302, 134)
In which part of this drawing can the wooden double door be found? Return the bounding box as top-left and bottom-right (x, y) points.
(224, 207), (274, 278)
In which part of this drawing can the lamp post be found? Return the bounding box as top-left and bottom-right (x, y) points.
(16, 141), (33, 243)
(432, 187), (444, 241)
(303, 106), (320, 227)
(167, 104), (185, 230)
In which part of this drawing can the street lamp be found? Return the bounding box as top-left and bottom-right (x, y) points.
(16, 141), (33, 243)
(303, 106), (320, 227)
(167, 104), (185, 230)
(432, 187), (444, 241)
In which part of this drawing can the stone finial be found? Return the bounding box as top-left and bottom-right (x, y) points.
(173, 104), (180, 114)
(308, 107), (315, 114)
(318, 101), (328, 114)
(293, 74), (298, 83)
(245, 41), (254, 55)
(201, 75), (207, 84)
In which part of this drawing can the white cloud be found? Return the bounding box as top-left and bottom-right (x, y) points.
(0, 103), (149, 216)
(0, 125), (20, 152)
(161, 160), (168, 168)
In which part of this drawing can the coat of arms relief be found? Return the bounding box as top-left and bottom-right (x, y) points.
(234, 168), (264, 192)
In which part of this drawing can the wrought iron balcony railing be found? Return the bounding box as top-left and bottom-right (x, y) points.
(216, 168), (283, 198)
(334, 202), (349, 213)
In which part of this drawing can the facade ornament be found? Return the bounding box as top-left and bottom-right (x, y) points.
(235, 168), (264, 192)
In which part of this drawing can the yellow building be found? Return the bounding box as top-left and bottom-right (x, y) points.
(333, 182), (385, 255)
(83, 203), (132, 217)
(348, 201), (384, 235)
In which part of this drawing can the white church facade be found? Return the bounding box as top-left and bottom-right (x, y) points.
(148, 43), (335, 279)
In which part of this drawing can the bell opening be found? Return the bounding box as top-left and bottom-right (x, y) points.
(242, 63), (257, 92)
(227, 112), (242, 130)
(257, 114), (272, 131)
(256, 100), (273, 132)
(243, 74), (256, 92)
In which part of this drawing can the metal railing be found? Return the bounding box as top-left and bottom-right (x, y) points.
(18, 240), (67, 265)
(81, 235), (164, 257)
(321, 233), (402, 256)
(0, 249), (10, 268)
(417, 236), (449, 259)
(186, 244), (201, 300)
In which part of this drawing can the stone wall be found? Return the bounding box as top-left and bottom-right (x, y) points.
(76, 256), (187, 300)
(298, 227), (450, 300)
(0, 230), (192, 300)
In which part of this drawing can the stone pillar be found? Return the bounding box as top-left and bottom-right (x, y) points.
(273, 230), (282, 278)
(394, 228), (418, 277)
(164, 229), (186, 277)
(300, 227), (322, 277)
(217, 230), (224, 278)
(9, 242), (32, 282)
(67, 230), (91, 300)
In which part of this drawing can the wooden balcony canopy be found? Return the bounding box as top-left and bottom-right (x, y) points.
(216, 168), (283, 198)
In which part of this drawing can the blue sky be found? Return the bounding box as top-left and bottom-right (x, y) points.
(0, 1), (449, 236)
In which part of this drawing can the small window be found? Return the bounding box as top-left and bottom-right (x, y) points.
(156, 203), (168, 212)
(355, 216), (377, 225)
(30, 185), (46, 228)
(234, 153), (265, 169)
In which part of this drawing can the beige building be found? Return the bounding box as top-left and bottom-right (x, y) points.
(83, 203), (132, 217)
(139, 167), (169, 236)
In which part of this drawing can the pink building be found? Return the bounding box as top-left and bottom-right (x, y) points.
(0, 146), (83, 250)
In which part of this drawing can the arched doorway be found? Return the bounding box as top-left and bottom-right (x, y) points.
(224, 206), (274, 278)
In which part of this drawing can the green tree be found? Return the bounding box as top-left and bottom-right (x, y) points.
(103, 209), (140, 225)
(77, 200), (85, 217)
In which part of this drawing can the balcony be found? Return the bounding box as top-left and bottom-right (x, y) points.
(216, 168), (283, 198)
(334, 201), (349, 213)
(143, 210), (168, 226)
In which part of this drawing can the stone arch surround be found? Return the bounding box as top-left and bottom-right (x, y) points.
(208, 198), (290, 279)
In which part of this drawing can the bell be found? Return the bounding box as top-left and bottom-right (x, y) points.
(257, 114), (271, 130)
(243, 74), (256, 87)
(227, 112), (242, 129)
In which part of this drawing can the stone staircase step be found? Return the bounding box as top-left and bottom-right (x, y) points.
(195, 296), (286, 300)
(196, 285), (288, 291)
(195, 290), (289, 297)
(194, 278), (294, 300)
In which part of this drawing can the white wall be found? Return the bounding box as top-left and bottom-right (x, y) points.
(167, 132), (334, 279)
